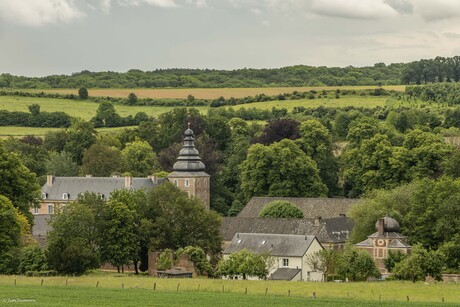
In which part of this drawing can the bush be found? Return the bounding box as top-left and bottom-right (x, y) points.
(259, 201), (304, 218)
(18, 246), (48, 274)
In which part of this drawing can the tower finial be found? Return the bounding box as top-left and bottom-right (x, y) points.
(188, 122), (191, 129)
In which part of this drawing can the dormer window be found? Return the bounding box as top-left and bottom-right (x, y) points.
(42, 192), (47, 199)
(62, 193), (69, 200)
(97, 193), (105, 200)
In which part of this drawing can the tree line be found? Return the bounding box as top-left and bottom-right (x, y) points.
(0, 63), (405, 89)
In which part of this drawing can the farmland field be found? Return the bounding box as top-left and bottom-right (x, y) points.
(29, 85), (406, 99)
(0, 275), (458, 306)
(0, 126), (130, 139)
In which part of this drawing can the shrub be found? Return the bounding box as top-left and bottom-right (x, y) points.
(259, 201), (304, 218)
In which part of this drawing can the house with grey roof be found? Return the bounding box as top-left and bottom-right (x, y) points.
(220, 216), (353, 250)
(238, 197), (357, 219)
(356, 216), (411, 274)
(224, 233), (324, 281)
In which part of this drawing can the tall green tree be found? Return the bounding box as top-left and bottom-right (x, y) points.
(142, 182), (222, 255)
(46, 202), (100, 275)
(240, 139), (327, 202)
(63, 120), (97, 165)
(121, 139), (159, 176)
(297, 119), (339, 195)
(45, 151), (79, 176)
(100, 200), (138, 273)
(92, 101), (122, 127)
(0, 141), (40, 221)
(80, 144), (123, 177)
(393, 244), (444, 282)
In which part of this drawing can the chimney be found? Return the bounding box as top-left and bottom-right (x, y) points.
(377, 218), (385, 237)
(314, 216), (322, 226)
(46, 175), (54, 187)
(124, 176), (132, 188)
(148, 175), (157, 184)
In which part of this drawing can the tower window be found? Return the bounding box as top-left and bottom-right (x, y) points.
(197, 179), (201, 187)
(204, 179), (207, 187)
(185, 179), (190, 187)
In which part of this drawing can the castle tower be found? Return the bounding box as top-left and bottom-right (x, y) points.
(167, 125), (210, 210)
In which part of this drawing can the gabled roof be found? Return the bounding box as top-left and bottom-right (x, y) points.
(238, 197), (357, 218)
(356, 238), (374, 247)
(388, 239), (411, 248)
(223, 233), (317, 257)
(42, 177), (165, 201)
(220, 216), (353, 244)
(269, 268), (301, 281)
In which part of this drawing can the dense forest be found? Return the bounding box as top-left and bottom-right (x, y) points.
(1, 56), (459, 89)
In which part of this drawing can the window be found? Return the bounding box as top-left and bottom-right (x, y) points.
(282, 258), (289, 267)
(62, 193), (69, 200)
(97, 193), (105, 200)
(185, 179), (190, 187)
(48, 205), (54, 214)
(204, 179), (207, 187)
(197, 179), (201, 187)
(34, 207), (39, 214)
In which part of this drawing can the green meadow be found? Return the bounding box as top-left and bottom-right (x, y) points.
(0, 275), (458, 306)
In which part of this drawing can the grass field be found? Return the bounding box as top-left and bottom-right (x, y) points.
(0, 275), (458, 306)
(0, 126), (130, 139)
(30, 85), (406, 100)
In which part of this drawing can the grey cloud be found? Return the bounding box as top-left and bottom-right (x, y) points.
(310, 0), (398, 20)
(413, 0), (460, 21)
(384, 0), (413, 14)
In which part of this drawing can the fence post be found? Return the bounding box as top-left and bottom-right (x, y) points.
(41, 279), (44, 286)
(14, 279), (16, 286)
(265, 288), (268, 295)
(222, 285), (224, 293)
(122, 283), (124, 289)
(96, 281), (99, 288)
(288, 290), (291, 297)
(154, 282), (156, 290)
(245, 287), (247, 294)
(407, 296), (409, 302)
(198, 284), (200, 291)
(312, 292), (316, 299)
(177, 283), (180, 291)
(66, 280), (68, 287)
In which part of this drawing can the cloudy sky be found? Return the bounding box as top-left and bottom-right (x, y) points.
(1, 0), (460, 76)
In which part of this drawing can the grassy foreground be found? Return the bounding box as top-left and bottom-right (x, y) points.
(0, 275), (458, 306)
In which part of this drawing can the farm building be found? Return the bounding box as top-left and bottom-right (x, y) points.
(223, 233), (324, 281)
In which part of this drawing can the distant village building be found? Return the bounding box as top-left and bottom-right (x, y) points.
(223, 233), (324, 281)
(356, 216), (411, 274)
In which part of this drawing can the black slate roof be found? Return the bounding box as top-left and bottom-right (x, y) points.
(220, 216), (353, 244)
(42, 176), (165, 201)
(224, 233), (317, 257)
(269, 268), (302, 281)
(238, 197), (357, 218)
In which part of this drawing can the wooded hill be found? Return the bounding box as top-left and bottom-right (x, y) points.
(1, 56), (458, 89)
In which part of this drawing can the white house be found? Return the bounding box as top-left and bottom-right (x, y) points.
(223, 233), (324, 281)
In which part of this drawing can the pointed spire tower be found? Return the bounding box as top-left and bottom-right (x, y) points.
(167, 124), (210, 210)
